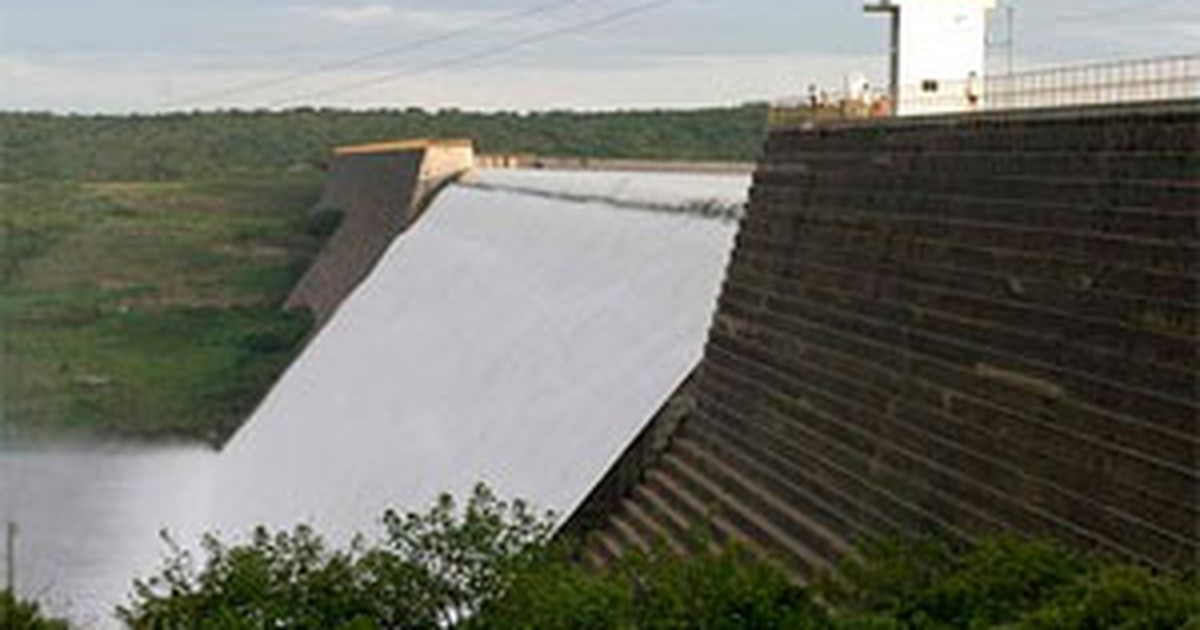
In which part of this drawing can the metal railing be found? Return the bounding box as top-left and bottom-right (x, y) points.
(984, 54), (1198, 111)
(769, 53), (1200, 127)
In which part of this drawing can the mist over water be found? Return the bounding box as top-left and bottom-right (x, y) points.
(0, 445), (217, 627)
(0, 171), (750, 627)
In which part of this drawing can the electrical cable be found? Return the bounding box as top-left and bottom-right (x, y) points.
(1044, 0), (1190, 24)
(267, 0), (678, 108)
(165, 0), (584, 108)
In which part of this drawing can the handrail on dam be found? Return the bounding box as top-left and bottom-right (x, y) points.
(982, 53), (1199, 112)
(769, 53), (1200, 126)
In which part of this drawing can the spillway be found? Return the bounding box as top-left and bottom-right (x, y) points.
(3, 169), (748, 625)
(215, 169), (747, 538)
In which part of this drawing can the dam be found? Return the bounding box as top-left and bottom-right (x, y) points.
(215, 166), (748, 539)
(0, 164), (750, 625)
(4, 95), (1197, 628)
(576, 99), (1200, 574)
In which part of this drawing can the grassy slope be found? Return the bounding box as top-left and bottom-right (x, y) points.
(0, 175), (325, 444)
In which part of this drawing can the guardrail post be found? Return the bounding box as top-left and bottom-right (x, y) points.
(5, 521), (14, 593)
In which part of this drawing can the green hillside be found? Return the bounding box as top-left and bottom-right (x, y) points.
(0, 176), (325, 443)
(0, 104), (767, 442)
(0, 105), (769, 182)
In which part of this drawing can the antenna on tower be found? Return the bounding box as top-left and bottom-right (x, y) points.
(989, 0), (1017, 76)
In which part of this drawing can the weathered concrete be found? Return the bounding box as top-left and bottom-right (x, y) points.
(576, 100), (1200, 574)
(286, 139), (474, 325)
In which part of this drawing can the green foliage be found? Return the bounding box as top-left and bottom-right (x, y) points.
(473, 544), (823, 629)
(0, 106), (769, 183)
(0, 589), (69, 630)
(817, 536), (1200, 629)
(119, 486), (1200, 629)
(305, 207), (345, 239)
(0, 182), (83, 285)
(120, 486), (820, 630)
(0, 176), (325, 443)
(1019, 564), (1200, 629)
(120, 484), (555, 629)
(0, 225), (48, 284)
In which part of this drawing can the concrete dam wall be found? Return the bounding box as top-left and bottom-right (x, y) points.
(216, 170), (749, 541)
(286, 139), (474, 325)
(0, 169), (750, 626)
(578, 101), (1199, 573)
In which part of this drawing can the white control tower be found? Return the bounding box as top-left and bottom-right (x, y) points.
(865, 0), (996, 115)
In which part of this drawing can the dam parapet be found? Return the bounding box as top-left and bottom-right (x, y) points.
(286, 139), (474, 325)
(575, 99), (1200, 574)
(476, 154), (755, 175)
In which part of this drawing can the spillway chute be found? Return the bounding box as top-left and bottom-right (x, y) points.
(217, 169), (750, 540)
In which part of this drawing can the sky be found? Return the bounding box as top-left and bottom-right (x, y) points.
(0, 0), (1196, 113)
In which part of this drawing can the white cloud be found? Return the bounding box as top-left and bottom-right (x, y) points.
(308, 4), (397, 26)
(0, 56), (38, 81)
(300, 4), (509, 31)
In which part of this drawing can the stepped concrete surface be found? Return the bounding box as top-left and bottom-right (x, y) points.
(578, 100), (1200, 574)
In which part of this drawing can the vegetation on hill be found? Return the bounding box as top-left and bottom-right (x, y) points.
(120, 485), (1200, 629)
(0, 175), (326, 443)
(0, 104), (768, 442)
(0, 105), (769, 182)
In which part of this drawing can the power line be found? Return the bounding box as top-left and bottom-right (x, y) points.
(1045, 0), (1190, 24)
(268, 0), (678, 109)
(165, 0), (584, 109)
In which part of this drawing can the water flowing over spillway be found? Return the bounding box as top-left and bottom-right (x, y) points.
(0, 169), (749, 625)
(215, 170), (746, 538)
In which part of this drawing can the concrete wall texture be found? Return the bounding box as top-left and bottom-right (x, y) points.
(579, 101), (1200, 573)
(286, 141), (473, 325)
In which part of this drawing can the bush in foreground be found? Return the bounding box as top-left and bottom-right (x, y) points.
(472, 543), (823, 629)
(0, 589), (69, 630)
(819, 537), (1200, 629)
(120, 486), (1200, 629)
(119, 484), (551, 629)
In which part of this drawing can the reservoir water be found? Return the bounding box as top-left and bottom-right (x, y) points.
(0, 170), (750, 626)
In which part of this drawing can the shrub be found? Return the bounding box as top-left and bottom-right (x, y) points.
(473, 543), (824, 629)
(1020, 564), (1200, 629)
(119, 484), (553, 629)
(305, 207), (344, 238)
(0, 589), (69, 630)
(237, 310), (311, 356)
(816, 536), (1200, 630)
(121, 486), (1200, 629)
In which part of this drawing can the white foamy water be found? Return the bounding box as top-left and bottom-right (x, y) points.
(470, 168), (751, 213)
(0, 170), (749, 626)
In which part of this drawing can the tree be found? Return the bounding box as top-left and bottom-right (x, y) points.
(118, 484), (554, 629)
(0, 106), (770, 182)
(0, 589), (69, 630)
(120, 487), (1200, 629)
